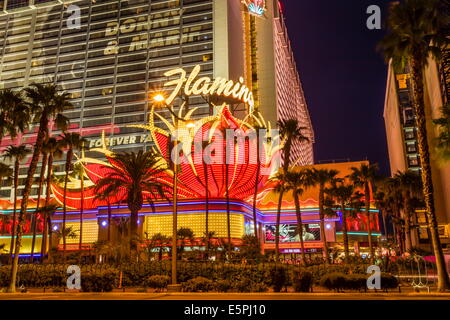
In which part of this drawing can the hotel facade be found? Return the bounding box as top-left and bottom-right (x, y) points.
(383, 47), (450, 249)
(0, 0), (368, 258)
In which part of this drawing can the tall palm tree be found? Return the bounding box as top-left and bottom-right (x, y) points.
(148, 233), (170, 261)
(29, 140), (50, 262)
(275, 119), (309, 261)
(3, 145), (30, 264)
(376, 177), (407, 254)
(308, 168), (339, 263)
(392, 170), (424, 251)
(94, 189), (115, 242)
(250, 122), (267, 242)
(58, 132), (87, 256)
(0, 162), (13, 253)
(72, 161), (87, 252)
(35, 204), (58, 260)
(379, 0), (450, 291)
(433, 103), (450, 164)
(9, 83), (71, 293)
(349, 163), (379, 262)
(270, 172), (287, 262)
(176, 227), (194, 259)
(283, 169), (308, 264)
(40, 137), (64, 259)
(94, 150), (168, 254)
(0, 88), (30, 145)
(326, 180), (363, 260)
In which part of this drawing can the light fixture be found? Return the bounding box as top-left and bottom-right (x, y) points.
(152, 94), (165, 103)
(101, 221), (108, 227)
(52, 225), (59, 231)
(186, 121), (195, 128)
(325, 223), (332, 230)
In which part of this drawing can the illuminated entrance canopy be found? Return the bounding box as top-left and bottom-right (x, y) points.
(163, 65), (255, 111)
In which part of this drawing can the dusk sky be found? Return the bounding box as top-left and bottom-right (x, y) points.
(282, 0), (391, 175)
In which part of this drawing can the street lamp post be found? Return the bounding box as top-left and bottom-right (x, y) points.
(152, 94), (193, 288)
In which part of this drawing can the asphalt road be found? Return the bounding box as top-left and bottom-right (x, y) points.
(0, 292), (449, 300)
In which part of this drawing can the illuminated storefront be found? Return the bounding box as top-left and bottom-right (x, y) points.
(0, 0), (317, 255)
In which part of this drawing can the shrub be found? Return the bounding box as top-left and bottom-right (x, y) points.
(234, 278), (252, 293)
(269, 267), (288, 292)
(215, 279), (232, 293)
(343, 274), (367, 291)
(182, 277), (215, 292)
(81, 270), (117, 292)
(292, 271), (313, 293)
(380, 273), (399, 290)
(319, 273), (347, 292)
(146, 275), (170, 292)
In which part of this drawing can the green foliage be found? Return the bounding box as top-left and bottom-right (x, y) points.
(182, 277), (215, 292)
(320, 273), (347, 292)
(380, 273), (399, 289)
(146, 275), (170, 292)
(292, 271), (313, 292)
(81, 270), (117, 292)
(215, 279), (232, 292)
(269, 266), (288, 292)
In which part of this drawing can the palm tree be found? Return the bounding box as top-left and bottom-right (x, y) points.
(9, 83), (71, 293)
(275, 119), (309, 261)
(72, 161), (87, 252)
(29, 140), (50, 262)
(348, 163), (379, 262)
(202, 231), (216, 259)
(433, 103), (450, 164)
(94, 189), (115, 242)
(376, 177), (407, 254)
(94, 150), (168, 254)
(379, 0), (450, 291)
(270, 172), (287, 262)
(326, 180), (364, 260)
(0, 88), (30, 145)
(392, 170), (424, 251)
(283, 169), (308, 264)
(308, 168), (339, 263)
(250, 122), (267, 242)
(58, 132), (87, 257)
(40, 137), (64, 259)
(3, 145), (30, 264)
(176, 227), (194, 259)
(148, 233), (170, 261)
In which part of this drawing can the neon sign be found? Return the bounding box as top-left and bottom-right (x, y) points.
(243, 0), (266, 17)
(163, 65), (255, 110)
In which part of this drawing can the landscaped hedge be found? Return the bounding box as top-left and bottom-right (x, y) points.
(0, 262), (396, 293)
(319, 272), (399, 292)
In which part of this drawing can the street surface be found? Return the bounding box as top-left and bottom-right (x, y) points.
(0, 292), (449, 300)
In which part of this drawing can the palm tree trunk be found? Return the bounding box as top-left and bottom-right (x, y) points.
(365, 183), (374, 262)
(252, 129), (261, 242)
(275, 189), (284, 262)
(30, 152), (47, 262)
(319, 185), (329, 264)
(129, 208), (138, 253)
(41, 153), (53, 260)
(8, 160), (19, 265)
(225, 160), (231, 255)
(203, 158), (209, 259)
(411, 55), (450, 291)
(107, 200), (112, 242)
(62, 148), (73, 260)
(293, 191), (306, 264)
(79, 164), (84, 252)
(340, 204), (350, 260)
(9, 114), (48, 293)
